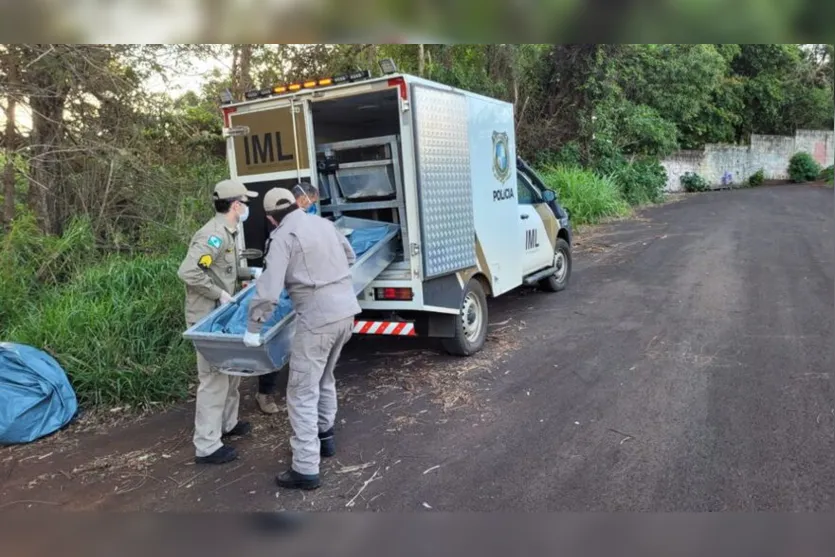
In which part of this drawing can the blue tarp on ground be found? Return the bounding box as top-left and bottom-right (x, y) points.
(210, 224), (391, 336)
(0, 343), (78, 445)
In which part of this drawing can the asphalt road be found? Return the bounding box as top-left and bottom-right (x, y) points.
(2, 184), (833, 512)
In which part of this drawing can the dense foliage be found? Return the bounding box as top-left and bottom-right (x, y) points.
(788, 152), (823, 183)
(681, 172), (711, 192)
(539, 166), (631, 225)
(0, 43), (832, 408)
(748, 169), (766, 187)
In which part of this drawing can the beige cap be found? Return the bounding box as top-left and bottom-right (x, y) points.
(264, 188), (297, 212)
(213, 179), (258, 201)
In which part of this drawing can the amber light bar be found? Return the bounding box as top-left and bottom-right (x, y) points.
(234, 70), (373, 103)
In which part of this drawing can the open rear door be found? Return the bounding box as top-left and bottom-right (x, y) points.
(227, 100), (312, 265)
(411, 84), (476, 279)
(229, 99), (311, 183)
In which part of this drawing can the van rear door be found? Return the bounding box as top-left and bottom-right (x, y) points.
(229, 100), (311, 182)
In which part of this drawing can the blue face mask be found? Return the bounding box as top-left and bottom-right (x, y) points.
(306, 203), (317, 215)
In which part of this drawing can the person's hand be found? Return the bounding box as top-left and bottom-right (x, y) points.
(220, 291), (234, 305)
(243, 331), (263, 348)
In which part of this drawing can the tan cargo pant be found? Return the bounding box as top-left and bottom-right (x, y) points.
(193, 350), (241, 457)
(287, 317), (354, 475)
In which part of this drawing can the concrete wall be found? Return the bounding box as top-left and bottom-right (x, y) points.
(662, 129), (835, 192)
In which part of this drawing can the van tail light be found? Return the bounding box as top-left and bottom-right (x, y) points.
(375, 287), (413, 301)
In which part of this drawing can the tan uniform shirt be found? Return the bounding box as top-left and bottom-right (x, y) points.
(178, 214), (250, 325)
(247, 210), (361, 333)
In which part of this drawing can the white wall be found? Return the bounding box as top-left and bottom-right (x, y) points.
(661, 129), (835, 192)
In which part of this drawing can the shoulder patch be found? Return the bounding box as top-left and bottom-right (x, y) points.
(207, 235), (223, 249)
(198, 254), (213, 270)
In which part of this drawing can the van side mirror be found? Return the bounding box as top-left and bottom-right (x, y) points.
(542, 190), (556, 202)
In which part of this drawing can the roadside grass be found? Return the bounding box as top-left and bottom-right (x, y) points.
(6, 255), (194, 409)
(819, 165), (833, 186)
(539, 165), (631, 225)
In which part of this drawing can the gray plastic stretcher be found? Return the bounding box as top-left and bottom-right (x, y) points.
(182, 216), (400, 376)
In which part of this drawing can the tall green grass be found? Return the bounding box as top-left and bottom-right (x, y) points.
(539, 165), (631, 225)
(6, 255), (194, 408)
(0, 214), (98, 329)
(819, 165), (834, 185)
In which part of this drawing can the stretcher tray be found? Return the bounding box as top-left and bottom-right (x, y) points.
(182, 216), (400, 376)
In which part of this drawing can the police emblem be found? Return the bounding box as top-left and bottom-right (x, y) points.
(492, 131), (510, 184)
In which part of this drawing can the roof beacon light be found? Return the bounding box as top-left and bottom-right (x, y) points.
(239, 70), (375, 102)
(379, 58), (398, 75)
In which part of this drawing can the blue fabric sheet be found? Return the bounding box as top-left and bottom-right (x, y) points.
(211, 290), (294, 335)
(349, 225), (390, 258)
(210, 224), (390, 336)
(0, 343), (78, 445)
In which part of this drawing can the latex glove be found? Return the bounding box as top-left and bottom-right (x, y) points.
(243, 331), (263, 348)
(250, 267), (263, 280)
(219, 291), (234, 305)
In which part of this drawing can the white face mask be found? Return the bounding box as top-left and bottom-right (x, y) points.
(239, 203), (250, 223)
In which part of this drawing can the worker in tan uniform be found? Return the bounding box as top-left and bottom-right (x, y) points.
(178, 179), (261, 465)
(244, 188), (360, 490)
(255, 181), (323, 415)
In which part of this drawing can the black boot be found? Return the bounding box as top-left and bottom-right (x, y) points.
(275, 469), (321, 490)
(222, 421), (252, 438)
(319, 428), (335, 458)
(195, 445), (238, 465)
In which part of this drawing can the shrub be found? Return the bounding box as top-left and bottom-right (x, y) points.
(0, 214), (97, 332)
(788, 152), (822, 183)
(539, 165), (630, 225)
(680, 172), (711, 192)
(819, 165), (834, 184)
(7, 255), (193, 408)
(534, 141), (583, 168)
(615, 158), (668, 205)
(748, 169), (765, 187)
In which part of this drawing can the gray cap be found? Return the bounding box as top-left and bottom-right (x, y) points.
(213, 179), (258, 201)
(264, 188), (297, 212)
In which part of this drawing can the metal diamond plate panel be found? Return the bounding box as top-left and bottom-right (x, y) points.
(412, 85), (475, 279)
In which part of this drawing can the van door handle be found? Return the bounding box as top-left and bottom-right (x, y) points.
(520, 214), (529, 220)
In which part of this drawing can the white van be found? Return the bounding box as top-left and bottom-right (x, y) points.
(220, 68), (572, 357)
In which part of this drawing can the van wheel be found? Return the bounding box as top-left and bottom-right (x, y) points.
(540, 239), (572, 292)
(442, 279), (488, 357)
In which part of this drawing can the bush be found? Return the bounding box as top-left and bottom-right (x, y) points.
(748, 169), (765, 187)
(788, 152), (822, 183)
(0, 214), (97, 332)
(7, 255), (193, 408)
(819, 165), (834, 184)
(681, 172), (711, 192)
(615, 158), (668, 205)
(534, 141), (583, 169)
(539, 165), (630, 225)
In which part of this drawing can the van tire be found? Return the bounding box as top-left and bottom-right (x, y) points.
(442, 279), (488, 357)
(540, 238), (572, 292)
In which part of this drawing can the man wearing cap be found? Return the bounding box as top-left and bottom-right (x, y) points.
(244, 187), (360, 490)
(255, 181), (323, 415)
(178, 179), (261, 465)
